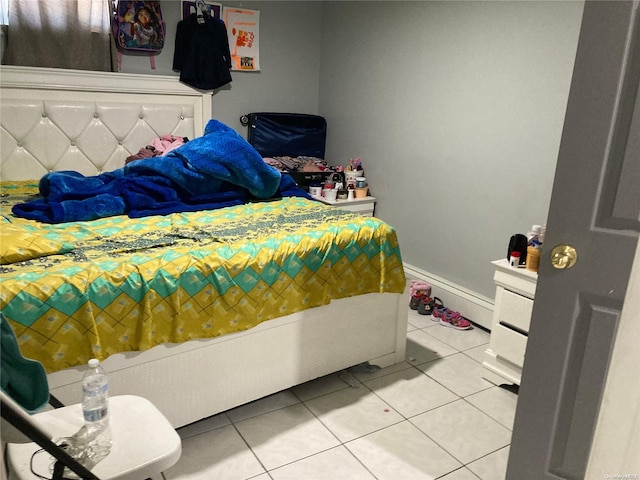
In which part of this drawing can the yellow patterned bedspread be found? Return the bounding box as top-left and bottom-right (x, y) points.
(0, 181), (405, 373)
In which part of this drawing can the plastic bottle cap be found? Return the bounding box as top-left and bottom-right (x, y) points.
(511, 251), (521, 258)
(88, 358), (99, 368)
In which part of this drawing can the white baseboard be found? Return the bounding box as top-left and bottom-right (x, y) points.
(404, 263), (495, 330)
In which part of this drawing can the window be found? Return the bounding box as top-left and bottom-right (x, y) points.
(1, 0), (116, 71)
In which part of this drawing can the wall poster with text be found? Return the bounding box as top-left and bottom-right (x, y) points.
(222, 7), (260, 71)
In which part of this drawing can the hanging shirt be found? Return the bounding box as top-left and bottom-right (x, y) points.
(173, 13), (232, 91)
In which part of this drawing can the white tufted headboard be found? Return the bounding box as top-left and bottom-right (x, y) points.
(0, 66), (212, 181)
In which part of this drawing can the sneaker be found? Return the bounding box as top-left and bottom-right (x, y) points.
(432, 304), (450, 321)
(439, 311), (473, 330)
(418, 296), (443, 316)
(410, 280), (432, 298)
(417, 297), (434, 315)
(409, 293), (426, 310)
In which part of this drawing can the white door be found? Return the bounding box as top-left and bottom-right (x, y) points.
(507, 1), (640, 478)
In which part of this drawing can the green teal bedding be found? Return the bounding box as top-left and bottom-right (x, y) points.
(1, 181), (406, 373)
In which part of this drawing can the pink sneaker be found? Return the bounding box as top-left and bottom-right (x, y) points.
(410, 280), (432, 298)
(432, 304), (451, 322)
(439, 311), (473, 330)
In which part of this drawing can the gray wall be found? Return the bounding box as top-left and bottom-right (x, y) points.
(319, 1), (583, 299)
(120, 1), (584, 302)
(118, 1), (323, 132)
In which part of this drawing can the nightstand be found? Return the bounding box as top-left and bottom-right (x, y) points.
(483, 259), (538, 386)
(312, 195), (376, 216)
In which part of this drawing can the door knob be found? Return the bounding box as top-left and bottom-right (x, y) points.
(550, 245), (578, 269)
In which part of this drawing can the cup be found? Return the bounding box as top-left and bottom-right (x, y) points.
(526, 246), (541, 272)
(344, 170), (360, 187)
(308, 185), (322, 197)
(324, 189), (338, 201)
(354, 186), (368, 198)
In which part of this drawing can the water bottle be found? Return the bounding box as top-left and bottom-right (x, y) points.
(80, 358), (112, 455)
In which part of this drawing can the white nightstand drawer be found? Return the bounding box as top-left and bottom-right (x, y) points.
(497, 289), (534, 332)
(485, 259), (538, 386)
(492, 323), (528, 368)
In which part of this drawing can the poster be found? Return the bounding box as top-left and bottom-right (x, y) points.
(181, 1), (221, 20)
(222, 7), (260, 71)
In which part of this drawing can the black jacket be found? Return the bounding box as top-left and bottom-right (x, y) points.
(173, 14), (232, 90)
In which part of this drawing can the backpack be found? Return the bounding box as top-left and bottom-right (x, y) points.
(112, 1), (165, 69)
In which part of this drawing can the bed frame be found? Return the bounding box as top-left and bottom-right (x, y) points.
(0, 66), (408, 428)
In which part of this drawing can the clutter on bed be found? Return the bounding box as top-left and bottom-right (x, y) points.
(263, 155), (329, 173)
(125, 134), (189, 164)
(11, 120), (310, 224)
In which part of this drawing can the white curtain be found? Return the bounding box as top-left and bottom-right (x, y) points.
(2, 0), (116, 71)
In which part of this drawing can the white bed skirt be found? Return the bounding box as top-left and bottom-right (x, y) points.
(47, 291), (408, 428)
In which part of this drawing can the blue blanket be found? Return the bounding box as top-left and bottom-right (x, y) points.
(12, 120), (312, 223)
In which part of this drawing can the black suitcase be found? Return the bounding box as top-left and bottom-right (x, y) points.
(242, 112), (327, 159)
(241, 112), (332, 189)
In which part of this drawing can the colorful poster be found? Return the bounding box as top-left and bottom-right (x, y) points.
(222, 7), (260, 71)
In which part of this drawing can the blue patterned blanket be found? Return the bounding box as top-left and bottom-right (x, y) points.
(12, 120), (311, 223)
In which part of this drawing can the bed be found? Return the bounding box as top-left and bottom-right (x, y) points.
(0, 66), (408, 428)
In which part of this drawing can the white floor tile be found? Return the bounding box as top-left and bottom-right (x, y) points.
(407, 309), (438, 329)
(411, 400), (512, 465)
(418, 352), (493, 397)
(164, 424), (265, 480)
(234, 403), (340, 470)
(169, 309), (517, 479)
(346, 420), (462, 480)
(463, 344), (488, 364)
(439, 467), (482, 480)
(291, 372), (351, 401)
(177, 412), (230, 439)
(466, 446), (510, 480)
(350, 360), (413, 383)
(425, 322), (490, 352)
(227, 390), (300, 423)
(305, 384), (404, 442)
(269, 446), (376, 480)
(364, 367), (459, 417)
(406, 329), (458, 364)
(466, 386), (518, 430)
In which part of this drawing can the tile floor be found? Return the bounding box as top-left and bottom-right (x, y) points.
(161, 308), (518, 480)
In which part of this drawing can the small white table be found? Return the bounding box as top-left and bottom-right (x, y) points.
(483, 259), (538, 386)
(311, 195), (376, 216)
(6, 395), (181, 480)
